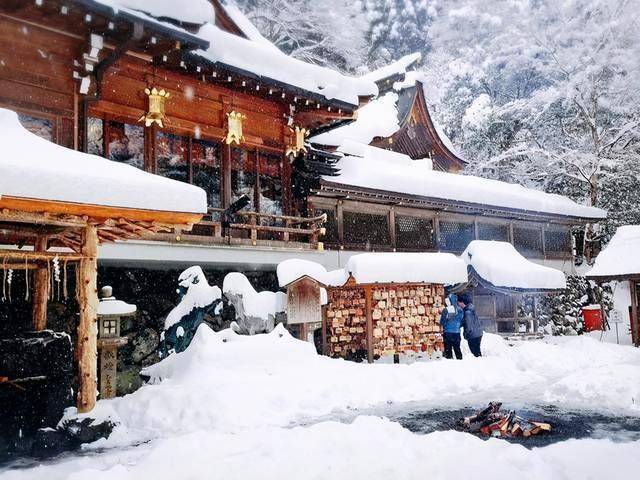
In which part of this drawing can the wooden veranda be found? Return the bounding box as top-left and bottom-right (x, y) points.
(0, 195), (202, 412)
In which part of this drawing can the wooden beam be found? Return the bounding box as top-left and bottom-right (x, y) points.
(32, 236), (49, 331)
(365, 285), (373, 364)
(77, 225), (98, 413)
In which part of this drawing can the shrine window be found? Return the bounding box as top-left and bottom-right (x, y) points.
(107, 120), (144, 169)
(478, 222), (510, 242)
(191, 139), (222, 209)
(18, 113), (53, 142)
(395, 215), (435, 250)
(544, 228), (571, 255)
(258, 152), (283, 216)
(156, 132), (188, 183)
(231, 147), (256, 210)
(438, 220), (475, 252)
(513, 225), (543, 257)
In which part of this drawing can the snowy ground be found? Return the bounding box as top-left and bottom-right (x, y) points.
(2, 325), (640, 479)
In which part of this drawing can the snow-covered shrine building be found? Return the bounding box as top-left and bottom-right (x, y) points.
(0, 0), (605, 335)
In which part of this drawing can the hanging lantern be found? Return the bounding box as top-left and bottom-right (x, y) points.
(139, 87), (170, 128)
(223, 110), (246, 145)
(285, 126), (308, 157)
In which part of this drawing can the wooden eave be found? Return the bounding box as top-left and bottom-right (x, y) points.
(1, 0), (208, 58)
(0, 195), (203, 251)
(315, 181), (602, 226)
(371, 83), (467, 172)
(586, 273), (640, 282)
(282, 275), (328, 290)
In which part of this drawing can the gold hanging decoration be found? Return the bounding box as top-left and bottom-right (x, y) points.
(285, 126), (308, 157)
(223, 110), (246, 145)
(139, 87), (170, 128)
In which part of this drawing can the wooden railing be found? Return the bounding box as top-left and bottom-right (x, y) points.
(150, 207), (327, 250)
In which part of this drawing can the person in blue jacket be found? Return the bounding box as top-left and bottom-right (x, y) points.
(439, 293), (464, 359)
(459, 291), (484, 357)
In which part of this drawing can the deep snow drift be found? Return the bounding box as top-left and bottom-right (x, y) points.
(3, 326), (640, 479)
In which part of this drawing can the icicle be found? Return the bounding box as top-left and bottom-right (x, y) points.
(47, 258), (52, 301)
(24, 257), (29, 301)
(53, 255), (61, 301)
(7, 268), (13, 303)
(2, 256), (6, 302)
(63, 259), (68, 300)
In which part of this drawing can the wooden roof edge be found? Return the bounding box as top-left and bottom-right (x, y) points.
(586, 273), (640, 282)
(281, 274), (328, 289)
(316, 181), (604, 225)
(468, 266), (564, 295)
(0, 196), (203, 229)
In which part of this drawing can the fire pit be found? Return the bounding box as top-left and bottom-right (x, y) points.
(457, 402), (552, 438)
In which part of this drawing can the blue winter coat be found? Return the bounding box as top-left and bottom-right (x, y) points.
(439, 294), (464, 334)
(462, 303), (483, 340)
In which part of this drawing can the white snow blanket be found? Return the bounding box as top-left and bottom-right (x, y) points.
(345, 252), (468, 285)
(588, 225), (640, 279)
(194, 24), (377, 106)
(359, 52), (422, 84)
(6, 325), (640, 479)
(222, 272), (286, 319)
(0, 109), (207, 214)
(276, 258), (331, 287)
(95, 0), (214, 25)
(328, 141), (606, 220)
(98, 297), (136, 316)
(462, 241), (566, 290)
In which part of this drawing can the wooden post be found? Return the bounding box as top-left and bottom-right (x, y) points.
(630, 280), (639, 347)
(336, 201), (344, 248)
(77, 225), (98, 413)
(388, 208), (396, 250)
(365, 286), (373, 363)
(250, 214), (257, 246)
(32, 236), (49, 331)
(321, 304), (328, 355)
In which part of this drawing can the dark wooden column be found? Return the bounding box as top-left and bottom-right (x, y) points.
(631, 280), (639, 347)
(32, 236), (49, 331)
(77, 225), (98, 413)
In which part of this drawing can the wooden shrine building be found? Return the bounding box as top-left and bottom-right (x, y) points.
(0, 108), (206, 412)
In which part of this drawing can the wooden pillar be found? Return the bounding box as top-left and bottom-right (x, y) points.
(77, 225), (98, 413)
(321, 304), (328, 355)
(365, 286), (373, 363)
(388, 208), (396, 250)
(336, 201), (344, 248)
(630, 280), (639, 347)
(222, 143), (232, 209)
(32, 236), (49, 331)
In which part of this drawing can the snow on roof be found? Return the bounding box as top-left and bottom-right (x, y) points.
(310, 92), (400, 147)
(327, 142), (606, 220)
(97, 297), (137, 316)
(360, 53), (422, 84)
(94, 0), (214, 25)
(461, 241), (566, 290)
(345, 252), (468, 286)
(277, 259), (330, 287)
(587, 226), (640, 279)
(193, 24), (377, 106)
(0, 109), (207, 214)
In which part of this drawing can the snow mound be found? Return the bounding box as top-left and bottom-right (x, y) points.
(0, 108), (206, 214)
(588, 225), (640, 279)
(223, 272), (286, 319)
(462, 240), (566, 290)
(95, 0), (214, 24)
(277, 258), (330, 287)
(62, 324), (640, 450)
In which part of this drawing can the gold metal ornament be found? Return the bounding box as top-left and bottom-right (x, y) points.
(285, 126), (308, 156)
(139, 87), (170, 128)
(223, 110), (246, 145)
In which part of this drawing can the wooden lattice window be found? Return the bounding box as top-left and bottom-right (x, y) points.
(513, 226), (543, 256)
(438, 220), (475, 252)
(315, 208), (339, 244)
(544, 229), (571, 254)
(395, 215), (435, 250)
(343, 211), (389, 247)
(478, 223), (509, 242)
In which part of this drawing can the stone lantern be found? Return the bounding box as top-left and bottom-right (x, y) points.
(97, 285), (136, 399)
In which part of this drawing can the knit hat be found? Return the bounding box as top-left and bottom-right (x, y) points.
(458, 291), (473, 306)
